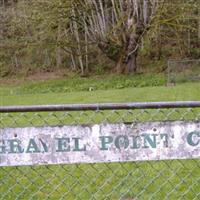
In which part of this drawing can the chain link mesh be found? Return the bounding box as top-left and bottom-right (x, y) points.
(0, 107), (200, 200)
(167, 59), (200, 85)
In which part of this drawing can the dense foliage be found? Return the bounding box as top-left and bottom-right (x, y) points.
(0, 0), (199, 77)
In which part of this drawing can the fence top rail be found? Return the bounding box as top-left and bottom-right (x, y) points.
(0, 101), (200, 113)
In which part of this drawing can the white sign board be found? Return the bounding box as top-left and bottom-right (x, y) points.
(0, 121), (199, 166)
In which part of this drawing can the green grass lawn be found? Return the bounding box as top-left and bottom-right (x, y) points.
(0, 74), (166, 96)
(0, 78), (200, 200)
(1, 82), (200, 106)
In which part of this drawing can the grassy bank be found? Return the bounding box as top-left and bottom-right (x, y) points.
(0, 74), (166, 96)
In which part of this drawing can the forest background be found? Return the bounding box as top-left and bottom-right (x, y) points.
(0, 0), (199, 79)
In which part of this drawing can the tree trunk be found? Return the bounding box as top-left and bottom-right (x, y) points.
(116, 52), (138, 74)
(116, 54), (126, 74)
(198, 9), (200, 41)
(56, 47), (62, 68)
(125, 53), (137, 74)
(56, 23), (62, 68)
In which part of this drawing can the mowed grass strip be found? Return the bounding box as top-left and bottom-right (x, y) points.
(1, 82), (200, 106)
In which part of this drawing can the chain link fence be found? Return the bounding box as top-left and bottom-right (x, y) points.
(0, 102), (200, 200)
(167, 59), (200, 85)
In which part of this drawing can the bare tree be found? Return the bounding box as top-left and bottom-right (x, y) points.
(74, 0), (165, 74)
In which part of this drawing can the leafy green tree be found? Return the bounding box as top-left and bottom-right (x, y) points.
(73, 0), (165, 74)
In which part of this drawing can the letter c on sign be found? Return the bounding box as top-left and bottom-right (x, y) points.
(187, 132), (200, 146)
